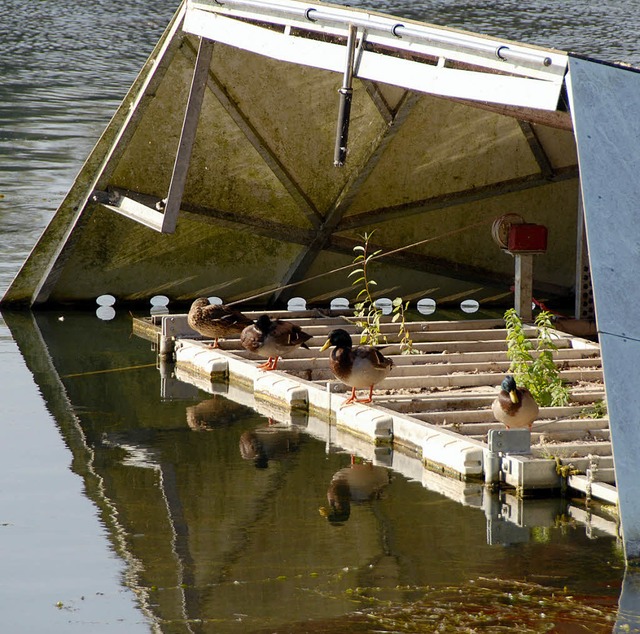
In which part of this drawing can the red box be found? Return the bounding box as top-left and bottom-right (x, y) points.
(508, 223), (548, 253)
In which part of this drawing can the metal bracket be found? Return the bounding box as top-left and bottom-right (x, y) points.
(485, 429), (531, 485)
(488, 428), (532, 454)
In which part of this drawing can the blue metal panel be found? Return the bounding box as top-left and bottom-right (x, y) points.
(567, 55), (640, 563)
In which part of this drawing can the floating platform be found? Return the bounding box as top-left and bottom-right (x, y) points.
(134, 311), (615, 505)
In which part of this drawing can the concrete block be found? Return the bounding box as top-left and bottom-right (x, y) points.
(501, 455), (561, 490)
(254, 372), (308, 410)
(174, 340), (229, 379)
(334, 404), (393, 445)
(422, 429), (484, 477)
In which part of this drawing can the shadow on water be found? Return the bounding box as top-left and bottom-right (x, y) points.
(1, 308), (637, 632)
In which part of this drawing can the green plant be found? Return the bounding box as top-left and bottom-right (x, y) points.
(579, 399), (607, 419)
(504, 308), (570, 407)
(392, 297), (420, 355)
(349, 232), (419, 352)
(349, 231), (385, 345)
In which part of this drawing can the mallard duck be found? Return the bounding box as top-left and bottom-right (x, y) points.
(320, 328), (394, 405)
(491, 375), (539, 429)
(187, 297), (252, 348)
(240, 314), (312, 371)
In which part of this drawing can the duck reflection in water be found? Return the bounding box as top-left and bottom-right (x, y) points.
(320, 456), (390, 524)
(186, 396), (247, 431)
(239, 420), (301, 468)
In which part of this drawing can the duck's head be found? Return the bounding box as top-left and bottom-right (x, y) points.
(255, 314), (272, 333)
(320, 328), (353, 352)
(501, 375), (520, 404)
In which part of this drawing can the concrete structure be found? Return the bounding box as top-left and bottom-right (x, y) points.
(4, 0), (640, 563)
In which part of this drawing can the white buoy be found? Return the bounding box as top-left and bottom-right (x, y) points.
(417, 298), (437, 315)
(460, 299), (480, 314)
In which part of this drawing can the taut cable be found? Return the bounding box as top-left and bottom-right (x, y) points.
(226, 216), (495, 307)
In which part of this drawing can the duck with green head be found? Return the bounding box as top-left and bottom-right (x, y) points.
(492, 375), (539, 429)
(320, 328), (394, 405)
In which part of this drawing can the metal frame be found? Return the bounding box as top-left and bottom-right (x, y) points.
(100, 37), (214, 233)
(189, 0), (566, 76)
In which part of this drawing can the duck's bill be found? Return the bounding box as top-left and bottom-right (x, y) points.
(320, 339), (331, 352)
(509, 389), (520, 404)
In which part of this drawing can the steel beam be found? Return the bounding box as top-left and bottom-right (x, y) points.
(567, 54), (640, 564)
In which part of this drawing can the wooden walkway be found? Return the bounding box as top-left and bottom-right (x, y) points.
(134, 312), (615, 504)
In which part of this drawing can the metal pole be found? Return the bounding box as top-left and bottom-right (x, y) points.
(161, 37), (215, 233)
(514, 253), (533, 322)
(334, 24), (357, 167)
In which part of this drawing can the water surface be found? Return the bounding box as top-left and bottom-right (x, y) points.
(0, 311), (627, 631)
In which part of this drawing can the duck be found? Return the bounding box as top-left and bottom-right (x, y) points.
(320, 328), (394, 405)
(491, 374), (539, 429)
(240, 314), (312, 371)
(187, 297), (253, 348)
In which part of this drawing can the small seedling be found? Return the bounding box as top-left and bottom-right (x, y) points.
(349, 231), (385, 345)
(579, 400), (607, 419)
(392, 297), (419, 355)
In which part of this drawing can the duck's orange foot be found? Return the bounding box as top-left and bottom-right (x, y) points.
(341, 387), (374, 406)
(258, 357), (279, 371)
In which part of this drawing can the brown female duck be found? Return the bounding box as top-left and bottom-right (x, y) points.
(320, 328), (393, 405)
(240, 314), (312, 371)
(187, 297), (253, 348)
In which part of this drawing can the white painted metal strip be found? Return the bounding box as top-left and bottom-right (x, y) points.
(189, 0), (567, 80)
(184, 9), (563, 110)
(102, 198), (165, 232)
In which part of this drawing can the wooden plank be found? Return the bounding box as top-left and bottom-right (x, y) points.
(417, 407), (607, 425)
(374, 390), (606, 412)
(531, 441), (612, 457)
(567, 474), (618, 504)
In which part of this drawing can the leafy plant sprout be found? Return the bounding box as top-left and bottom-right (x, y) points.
(504, 308), (570, 407)
(392, 297), (420, 355)
(349, 232), (418, 353)
(580, 399), (607, 419)
(349, 231), (386, 345)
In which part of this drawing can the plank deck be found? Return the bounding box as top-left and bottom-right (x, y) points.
(134, 314), (612, 502)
